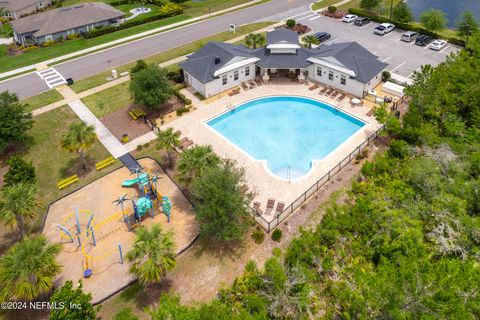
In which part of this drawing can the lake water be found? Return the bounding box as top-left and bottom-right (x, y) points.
(407, 0), (480, 27)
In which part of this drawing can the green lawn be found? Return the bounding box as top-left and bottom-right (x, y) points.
(0, 0), (265, 74)
(20, 90), (64, 112)
(9, 106), (120, 231)
(312, 0), (343, 11)
(70, 21), (274, 93)
(81, 81), (131, 118)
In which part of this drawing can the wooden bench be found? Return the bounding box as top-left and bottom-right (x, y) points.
(57, 175), (79, 190)
(95, 156), (115, 171)
(128, 111), (138, 120)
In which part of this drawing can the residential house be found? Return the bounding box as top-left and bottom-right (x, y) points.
(0, 0), (53, 20)
(180, 28), (388, 98)
(10, 2), (124, 46)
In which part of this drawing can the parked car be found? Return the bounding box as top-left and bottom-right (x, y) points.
(415, 35), (433, 46)
(342, 14), (358, 23)
(354, 16), (370, 26)
(373, 23), (395, 35)
(314, 32), (331, 43)
(429, 39), (447, 50)
(401, 31), (418, 42)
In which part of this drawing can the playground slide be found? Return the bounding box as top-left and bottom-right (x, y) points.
(122, 173), (149, 187)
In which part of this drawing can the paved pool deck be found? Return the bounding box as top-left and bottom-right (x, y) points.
(166, 82), (383, 225)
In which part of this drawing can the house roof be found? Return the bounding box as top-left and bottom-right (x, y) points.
(0, 0), (38, 12)
(310, 42), (388, 83)
(179, 42), (256, 83)
(266, 28), (299, 46)
(10, 2), (124, 37)
(251, 47), (315, 69)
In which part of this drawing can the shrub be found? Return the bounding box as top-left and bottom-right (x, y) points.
(173, 90), (192, 106)
(160, 2), (183, 15)
(176, 107), (190, 116)
(136, 144), (143, 151)
(271, 229), (282, 242)
(286, 19), (296, 28)
(328, 6), (337, 13)
(143, 142), (150, 148)
(382, 71), (391, 82)
(252, 228), (265, 244)
(40, 40), (55, 47)
(361, 160), (374, 177)
(388, 140), (409, 159)
(355, 148), (369, 161)
(167, 70), (184, 83)
(66, 33), (79, 40)
(194, 92), (206, 100)
(3, 156), (36, 187)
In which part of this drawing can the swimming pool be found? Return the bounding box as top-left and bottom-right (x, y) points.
(207, 96), (365, 180)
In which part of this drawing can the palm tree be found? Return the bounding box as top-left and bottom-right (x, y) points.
(178, 145), (219, 185)
(126, 223), (175, 285)
(60, 121), (97, 170)
(302, 35), (319, 49)
(156, 128), (181, 167)
(0, 236), (61, 301)
(245, 33), (266, 49)
(0, 182), (38, 238)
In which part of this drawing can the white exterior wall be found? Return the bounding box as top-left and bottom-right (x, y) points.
(184, 71), (207, 97)
(204, 63), (256, 97)
(269, 48), (297, 54)
(308, 63), (366, 97)
(363, 71), (383, 93)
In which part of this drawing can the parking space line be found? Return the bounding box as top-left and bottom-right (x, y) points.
(381, 57), (391, 62)
(284, 11), (311, 20)
(390, 61), (406, 73)
(323, 39), (337, 45)
(297, 13), (318, 21)
(309, 15), (322, 21)
(439, 45), (450, 54)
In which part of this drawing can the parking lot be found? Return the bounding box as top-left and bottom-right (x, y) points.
(269, 10), (461, 82)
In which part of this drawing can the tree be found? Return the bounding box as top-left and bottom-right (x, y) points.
(126, 223), (176, 285)
(113, 308), (140, 320)
(302, 35), (319, 49)
(129, 65), (173, 109)
(420, 9), (448, 32)
(392, 1), (413, 23)
(60, 121), (97, 171)
(156, 127), (181, 167)
(286, 19), (296, 28)
(0, 91), (34, 154)
(50, 281), (96, 320)
(3, 156), (36, 187)
(0, 236), (60, 301)
(0, 182), (38, 238)
(245, 33), (265, 49)
(130, 59), (148, 78)
(457, 9), (479, 37)
(178, 145), (219, 185)
(360, 0), (380, 11)
(192, 159), (253, 242)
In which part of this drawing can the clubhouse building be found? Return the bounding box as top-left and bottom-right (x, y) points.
(179, 28), (388, 98)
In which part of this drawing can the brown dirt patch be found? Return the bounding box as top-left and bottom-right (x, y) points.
(101, 106), (151, 141)
(42, 158), (199, 304)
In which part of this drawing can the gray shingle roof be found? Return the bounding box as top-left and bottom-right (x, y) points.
(252, 47), (315, 69)
(312, 42), (388, 83)
(10, 2), (124, 37)
(266, 28), (299, 46)
(0, 0), (38, 12)
(179, 42), (255, 83)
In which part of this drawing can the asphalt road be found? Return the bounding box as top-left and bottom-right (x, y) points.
(298, 12), (460, 79)
(0, 0), (313, 99)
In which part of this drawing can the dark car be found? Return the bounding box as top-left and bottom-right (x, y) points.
(354, 16), (370, 26)
(314, 32), (331, 43)
(415, 35), (433, 46)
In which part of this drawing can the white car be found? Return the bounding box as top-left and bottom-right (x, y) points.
(429, 39), (447, 51)
(374, 23), (395, 35)
(342, 14), (358, 23)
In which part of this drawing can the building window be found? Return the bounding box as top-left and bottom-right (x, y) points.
(245, 66), (250, 76)
(234, 70), (239, 81)
(67, 29), (75, 35)
(328, 71), (334, 81)
(45, 35), (53, 42)
(340, 75), (346, 85)
(316, 66), (322, 76)
(222, 75), (227, 85)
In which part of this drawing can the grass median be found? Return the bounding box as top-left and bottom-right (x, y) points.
(20, 90), (64, 112)
(71, 21), (274, 93)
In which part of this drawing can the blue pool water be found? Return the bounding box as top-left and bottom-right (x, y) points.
(207, 96), (365, 179)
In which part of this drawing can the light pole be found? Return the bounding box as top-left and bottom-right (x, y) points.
(389, 0), (394, 20)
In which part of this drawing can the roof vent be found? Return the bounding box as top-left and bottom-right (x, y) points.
(214, 57), (221, 64)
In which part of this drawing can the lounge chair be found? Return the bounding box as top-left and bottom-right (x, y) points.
(325, 88), (334, 95)
(309, 83), (319, 91)
(180, 138), (193, 151)
(319, 87), (328, 94)
(265, 198), (275, 215)
(337, 93), (346, 101)
(242, 82), (249, 90)
(274, 201), (285, 217)
(249, 80), (256, 87)
(253, 201), (263, 216)
(254, 78), (263, 85)
(331, 91), (339, 98)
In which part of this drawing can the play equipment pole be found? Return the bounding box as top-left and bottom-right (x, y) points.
(75, 208), (81, 234)
(118, 243), (123, 264)
(77, 233), (82, 248)
(91, 226), (97, 246)
(57, 224), (74, 242)
(86, 213), (94, 235)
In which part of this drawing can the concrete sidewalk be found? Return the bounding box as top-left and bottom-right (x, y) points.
(0, 0), (264, 80)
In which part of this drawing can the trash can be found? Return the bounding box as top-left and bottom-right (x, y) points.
(122, 134), (129, 143)
(66, 78), (74, 86)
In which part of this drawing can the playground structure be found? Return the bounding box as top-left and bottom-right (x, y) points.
(57, 209), (125, 278)
(121, 166), (172, 229)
